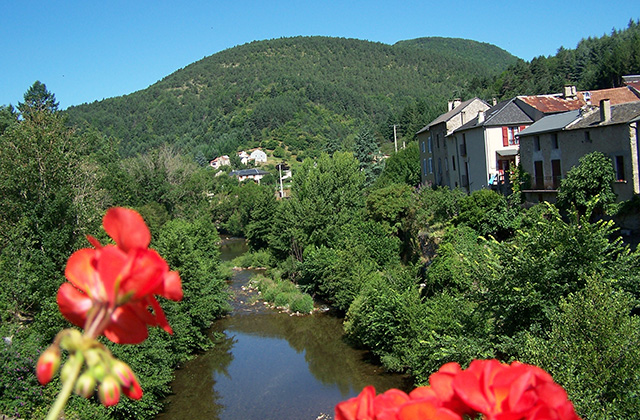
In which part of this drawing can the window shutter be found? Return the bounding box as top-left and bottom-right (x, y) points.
(502, 127), (509, 147)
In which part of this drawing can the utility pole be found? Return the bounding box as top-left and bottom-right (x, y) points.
(279, 164), (284, 198)
(393, 124), (398, 152)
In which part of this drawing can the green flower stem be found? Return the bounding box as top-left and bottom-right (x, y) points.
(45, 351), (85, 420)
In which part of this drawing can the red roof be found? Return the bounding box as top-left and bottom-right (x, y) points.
(578, 86), (640, 105)
(518, 86), (640, 114)
(517, 95), (583, 113)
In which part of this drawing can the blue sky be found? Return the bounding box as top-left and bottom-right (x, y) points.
(1, 1), (637, 109)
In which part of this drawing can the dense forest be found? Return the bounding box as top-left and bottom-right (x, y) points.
(65, 36), (517, 159)
(1, 20), (640, 420)
(466, 18), (640, 100)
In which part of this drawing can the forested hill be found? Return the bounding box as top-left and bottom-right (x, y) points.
(66, 36), (518, 159)
(395, 37), (517, 71)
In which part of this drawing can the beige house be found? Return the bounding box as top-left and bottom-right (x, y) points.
(417, 98), (490, 187)
(451, 99), (532, 192)
(518, 100), (640, 203)
(210, 155), (231, 169)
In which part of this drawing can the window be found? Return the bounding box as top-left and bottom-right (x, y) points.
(584, 131), (592, 143)
(428, 137), (433, 153)
(452, 155), (456, 171)
(460, 133), (467, 156)
(503, 126), (522, 146)
(534, 136), (541, 151)
(422, 159), (427, 176)
(508, 127), (520, 145)
(551, 133), (559, 149)
(615, 156), (626, 181)
(551, 159), (561, 189)
(534, 160), (544, 189)
(428, 158), (433, 174)
(421, 141), (426, 154)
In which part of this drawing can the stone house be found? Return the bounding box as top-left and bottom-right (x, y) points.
(419, 85), (640, 193)
(518, 99), (640, 203)
(417, 98), (490, 186)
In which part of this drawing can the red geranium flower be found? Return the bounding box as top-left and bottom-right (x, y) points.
(57, 208), (182, 344)
(450, 360), (580, 420)
(335, 360), (580, 420)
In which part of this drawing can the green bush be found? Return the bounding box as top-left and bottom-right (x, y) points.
(253, 275), (314, 313)
(523, 276), (640, 419)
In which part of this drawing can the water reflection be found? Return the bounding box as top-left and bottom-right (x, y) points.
(157, 239), (410, 419)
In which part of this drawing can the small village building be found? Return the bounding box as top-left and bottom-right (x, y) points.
(229, 168), (271, 184)
(250, 148), (268, 164)
(238, 151), (250, 165)
(210, 155), (231, 169)
(417, 98), (490, 187)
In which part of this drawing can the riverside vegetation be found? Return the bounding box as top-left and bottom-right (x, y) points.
(2, 20), (640, 419)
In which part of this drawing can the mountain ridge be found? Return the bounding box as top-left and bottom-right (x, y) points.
(66, 36), (519, 158)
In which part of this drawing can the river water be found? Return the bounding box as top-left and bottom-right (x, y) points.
(157, 238), (411, 419)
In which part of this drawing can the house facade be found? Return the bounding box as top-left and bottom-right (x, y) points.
(518, 100), (640, 203)
(229, 168), (271, 184)
(417, 85), (640, 194)
(250, 148), (268, 164)
(210, 155), (231, 169)
(451, 99), (533, 193)
(417, 98), (490, 186)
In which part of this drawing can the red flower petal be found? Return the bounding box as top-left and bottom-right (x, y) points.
(156, 270), (183, 301)
(103, 305), (151, 344)
(122, 249), (169, 299)
(103, 207), (151, 252)
(335, 386), (375, 420)
(452, 370), (490, 414)
(57, 283), (93, 329)
(65, 249), (103, 300)
(96, 245), (130, 303)
(398, 400), (462, 420)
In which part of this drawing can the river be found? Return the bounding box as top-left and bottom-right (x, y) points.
(157, 238), (411, 419)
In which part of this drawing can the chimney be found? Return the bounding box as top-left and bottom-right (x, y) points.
(448, 98), (462, 111)
(563, 85), (577, 99)
(600, 99), (611, 122)
(492, 97), (497, 106)
(477, 111), (485, 124)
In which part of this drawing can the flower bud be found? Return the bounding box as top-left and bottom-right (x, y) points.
(111, 360), (136, 387)
(36, 346), (61, 385)
(99, 375), (121, 407)
(59, 329), (83, 352)
(74, 371), (96, 398)
(122, 377), (143, 400)
(84, 348), (102, 367)
(89, 363), (107, 382)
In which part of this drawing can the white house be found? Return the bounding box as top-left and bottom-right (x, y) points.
(250, 149), (268, 164)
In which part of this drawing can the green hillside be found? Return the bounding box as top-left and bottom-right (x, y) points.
(66, 36), (518, 159)
(395, 36), (519, 71)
